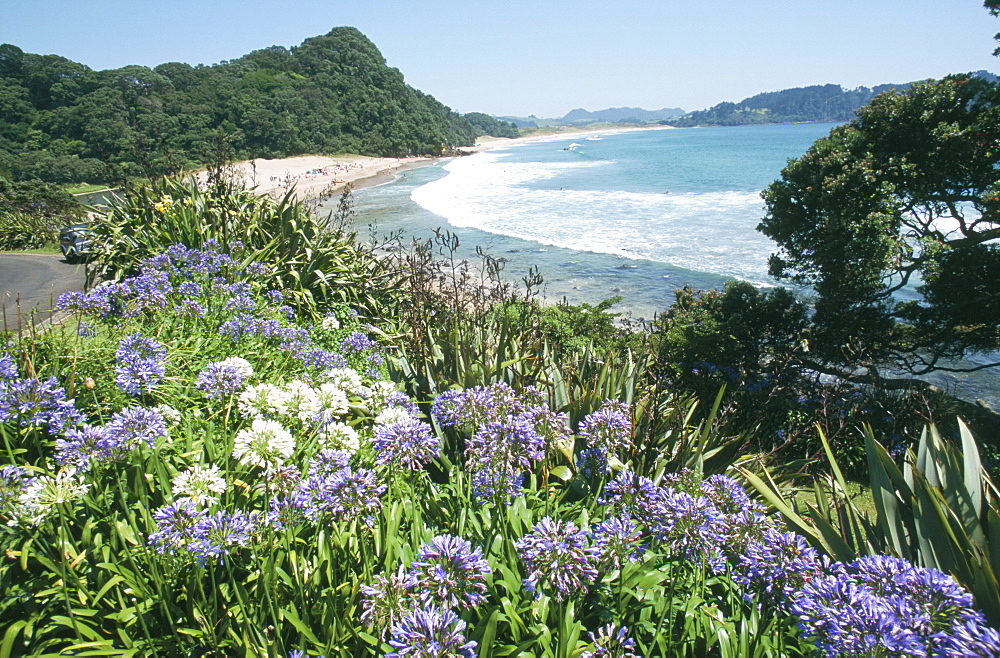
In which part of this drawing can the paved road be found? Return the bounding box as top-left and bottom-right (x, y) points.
(0, 254), (87, 330)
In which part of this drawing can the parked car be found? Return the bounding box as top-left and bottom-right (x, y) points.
(59, 223), (92, 263)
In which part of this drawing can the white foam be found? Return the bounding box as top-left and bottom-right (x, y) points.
(411, 150), (776, 284)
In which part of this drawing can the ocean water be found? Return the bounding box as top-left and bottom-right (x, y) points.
(344, 124), (838, 318)
(329, 124), (999, 408)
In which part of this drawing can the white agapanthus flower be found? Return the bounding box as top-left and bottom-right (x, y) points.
(284, 379), (322, 423)
(219, 356), (253, 378)
(324, 368), (365, 397)
(315, 382), (349, 417)
(318, 421), (360, 453)
(374, 406), (412, 427)
(366, 380), (397, 407)
(233, 418), (295, 468)
(171, 464), (227, 506)
(320, 313), (341, 331)
(16, 469), (90, 526)
(238, 383), (289, 419)
(154, 404), (182, 426)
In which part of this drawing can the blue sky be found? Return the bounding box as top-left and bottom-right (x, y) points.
(2, 0), (998, 118)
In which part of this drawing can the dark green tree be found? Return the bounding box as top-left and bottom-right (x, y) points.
(758, 74), (1000, 380)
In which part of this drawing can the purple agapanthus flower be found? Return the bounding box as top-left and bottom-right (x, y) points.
(735, 529), (838, 609)
(647, 488), (728, 571)
(385, 607), (477, 658)
(148, 500), (206, 554)
(224, 295), (257, 313)
(790, 555), (1000, 657)
(340, 331), (378, 353)
(599, 470), (665, 519)
(0, 374), (85, 434)
(580, 624), (642, 658)
(104, 406), (167, 449)
(55, 425), (119, 471)
(592, 516), (645, 570)
(516, 516), (599, 601)
(579, 399), (633, 456)
(114, 334), (166, 395)
(187, 509), (256, 565)
(196, 362), (246, 398)
(302, 348), (348, 371)
(384, 392), (420, 419)
(0, 354), (18, 380)
(361, 566), (411, 638)
(430, 382), (523, 434)
(407, 534), (491, 609)
(295, 466), (386, 526)
(372, 420), (439, 471)
(57, 290), (113, 317)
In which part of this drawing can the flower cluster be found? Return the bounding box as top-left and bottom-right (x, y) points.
(362, 533), (488, 653)
(172, 464), (227, 506)
(115, 335), (167, 395)
(233, 418), (296, 468)
(14, 469), (91, 526)
(431, 383), (569, 501)
(0, 365), (84, 435)
(196, 357), (253, 398)
(237, 374), (364, 454)
(601, 470), (760, 571)
(516, 516), (600, 601)
(149, 503), (256, 565)
(55, 406), (167, 471)
(385, 607), (477, 657)
(577, 399), (633, 475)
(580, 624), (642, 658)
(372, 419), (439, 472)
(790, 555), (1000, 656)
(268, 457), (385, 530)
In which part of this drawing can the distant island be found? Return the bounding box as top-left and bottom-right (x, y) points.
(502, 107), (685, 127)
(503, 72), (1000, 130)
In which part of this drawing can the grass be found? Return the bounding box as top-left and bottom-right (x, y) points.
(0, 245), (62, 255)
(66, 183), (113, 195)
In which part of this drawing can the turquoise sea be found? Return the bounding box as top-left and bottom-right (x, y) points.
(327, 124), (999, 408)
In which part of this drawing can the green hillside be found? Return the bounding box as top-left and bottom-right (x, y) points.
(0, 28), (491, 184)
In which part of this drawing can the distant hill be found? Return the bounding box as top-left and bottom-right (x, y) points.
(560, 106), (685, 125)
(497, 115), (562, 128)
(0, 28), (504, 184)
(498, 106), (685, 129)
(667, 71), (999, 127)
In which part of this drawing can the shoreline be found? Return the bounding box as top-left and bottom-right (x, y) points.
(225, 124), (673, 200)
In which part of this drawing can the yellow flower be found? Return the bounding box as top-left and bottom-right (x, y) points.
(153, 202), (165, 213)
(183, 198), (193, 205)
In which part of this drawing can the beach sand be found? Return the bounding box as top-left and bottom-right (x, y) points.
(223, 124), (673, 200)
(216, 154), (434, 200)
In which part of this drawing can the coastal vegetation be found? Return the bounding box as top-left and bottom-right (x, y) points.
(0, 28), (518, 186)
(2, 179), (1000, 656)
(2, 4), (1000, 654)
(0, 179), (83, 251)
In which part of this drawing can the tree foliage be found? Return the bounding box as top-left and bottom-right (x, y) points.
(759, 74), (1000, 377)
(0, 28), (497, 184)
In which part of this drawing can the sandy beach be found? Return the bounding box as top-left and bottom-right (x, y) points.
(216, 154), (434, 200)
(225, 124), (673, 200)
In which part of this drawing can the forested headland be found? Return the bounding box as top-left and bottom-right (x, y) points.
(0, 27), (518, 185)
(666, 73), (998, 126)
